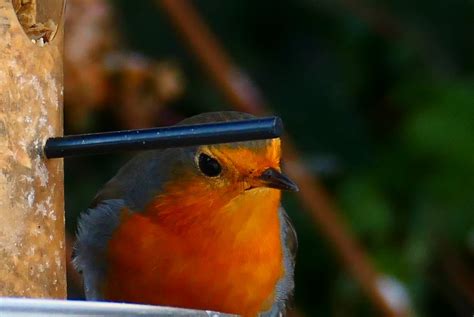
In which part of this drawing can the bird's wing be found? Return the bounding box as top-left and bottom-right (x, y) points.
(73, 199), (126, 300)
(261, 207), (297, 317)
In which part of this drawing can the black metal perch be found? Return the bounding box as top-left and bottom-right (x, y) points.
(44, 117), (283, 158)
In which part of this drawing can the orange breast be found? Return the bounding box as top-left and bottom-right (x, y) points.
(104, 188), (284, 317)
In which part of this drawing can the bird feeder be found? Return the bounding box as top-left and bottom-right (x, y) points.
(0, 1), (279, 315)
(0, 0), (66, 298)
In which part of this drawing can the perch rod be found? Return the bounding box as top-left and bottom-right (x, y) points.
(44, 116), (282, 158)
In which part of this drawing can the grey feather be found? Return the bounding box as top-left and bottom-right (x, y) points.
(91, 149), (173, 210)
(73, 199), (125, 300)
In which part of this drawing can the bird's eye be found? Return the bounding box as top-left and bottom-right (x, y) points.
(198, 153), (222, 177)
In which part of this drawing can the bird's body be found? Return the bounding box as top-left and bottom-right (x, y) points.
(73, 112), (297, 317)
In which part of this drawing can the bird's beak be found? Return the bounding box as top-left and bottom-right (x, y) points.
(258, 167), (299, 192)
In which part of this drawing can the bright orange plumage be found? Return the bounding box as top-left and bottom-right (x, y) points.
(73, 112), (297, 317)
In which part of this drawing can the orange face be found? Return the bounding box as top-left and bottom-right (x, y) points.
(199, 138), (282, 189)
(145, 138), (286, 228)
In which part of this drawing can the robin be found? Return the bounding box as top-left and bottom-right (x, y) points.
(73, 111), (298, 317)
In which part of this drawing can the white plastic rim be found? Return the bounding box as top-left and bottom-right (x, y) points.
(0, 297), (231, 317)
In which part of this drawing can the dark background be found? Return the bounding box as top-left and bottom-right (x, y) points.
(64, 1), (474, 316)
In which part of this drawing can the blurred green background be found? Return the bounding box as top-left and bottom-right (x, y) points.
(64, 0), (474, 316)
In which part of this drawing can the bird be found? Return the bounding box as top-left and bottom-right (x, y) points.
(73, 111), (298, 317)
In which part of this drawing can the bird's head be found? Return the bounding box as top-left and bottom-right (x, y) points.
(144, 112), (297, 230)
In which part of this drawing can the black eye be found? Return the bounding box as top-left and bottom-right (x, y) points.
(198, 153), (222, 177)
